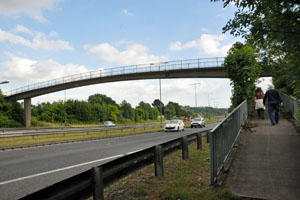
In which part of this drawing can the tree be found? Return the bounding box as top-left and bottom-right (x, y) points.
(212, 0), (300, 98)
(224, 42), (262, 108)
(152, 99), (164, 114)
(164, 103), (176, 118)
(137, 101), (153, 120)
(88, 94), (117, 106)
(107, 104), (120, 122)
(212, 0), (300, 52)
(134, 107), (144, 122)
(0, 93), (24, 127)
(120, 100), (134, 121)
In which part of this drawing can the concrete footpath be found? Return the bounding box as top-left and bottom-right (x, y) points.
(227, 118), (300, 200)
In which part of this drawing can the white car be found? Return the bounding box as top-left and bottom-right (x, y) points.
(104, 121), (115, 127)
(164, 120), (185, 132)
(191, 117), (206, 128)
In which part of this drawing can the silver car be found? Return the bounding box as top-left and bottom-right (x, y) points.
(191, 117), (206, 128)
(164, 120), (185, 132)
(104, 121), (115, 127)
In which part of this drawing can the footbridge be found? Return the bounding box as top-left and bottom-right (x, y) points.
(3, 57), (271, 127)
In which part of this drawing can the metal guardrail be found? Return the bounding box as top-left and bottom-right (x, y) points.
(210, 100), (248, 185)
(20, 130), (209, 200)
(281, 93), (300, 122)
(4, 57), (224, 97)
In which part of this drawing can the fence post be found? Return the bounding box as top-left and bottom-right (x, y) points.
(197, 132), (202, 150)
(92, 167), (104, 200)
(210, 131), (216, 185)
(182, 136), (189, 160)
(206, 131), (210, 143)
(154, 145), (164, 177)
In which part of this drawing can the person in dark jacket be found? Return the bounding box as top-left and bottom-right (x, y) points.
(263, 84), (283, 125)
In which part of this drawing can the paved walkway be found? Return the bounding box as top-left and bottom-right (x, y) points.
(228, 118), (300, 200)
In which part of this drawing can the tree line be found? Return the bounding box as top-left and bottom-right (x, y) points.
(184, 106), (228, 118)
(31, 94), (197, 125)
(0, 92), (24, 127)
(1, 91), (228, 128)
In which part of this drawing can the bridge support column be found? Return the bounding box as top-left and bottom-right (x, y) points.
(24, 98), (31, 128)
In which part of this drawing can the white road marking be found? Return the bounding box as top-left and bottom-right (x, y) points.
(0, 154), (123, 185)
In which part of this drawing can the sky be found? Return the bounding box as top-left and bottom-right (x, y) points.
(0, 0), (272, 108)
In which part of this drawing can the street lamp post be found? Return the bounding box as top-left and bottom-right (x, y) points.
(64, 90), (67, 125)
(159, 79), (163, 127)
(189, 83), (201, 107)
(0, 81), (9, 94)
(207, 93), (213, 107)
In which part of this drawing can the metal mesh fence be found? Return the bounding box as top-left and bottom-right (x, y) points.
(210, 100), (248, 185)
(281, 93), (300, 122)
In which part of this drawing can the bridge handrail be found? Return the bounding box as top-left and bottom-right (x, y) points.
(210, 100), (248, 185)
(20, 130), (209, 200)
(281, 93), (300, 122)
(4, 57), (224, 97)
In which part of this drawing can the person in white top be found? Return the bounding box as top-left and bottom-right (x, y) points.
(254, 87), (265, 119)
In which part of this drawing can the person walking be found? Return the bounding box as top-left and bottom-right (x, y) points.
(254, 87), (265, 119)
(263, 84), (283, 125)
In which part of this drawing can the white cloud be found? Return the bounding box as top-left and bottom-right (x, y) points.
(169, 34), (233, 56)
(1, 53), (88, 83)
(0, 27), (73, 51)
(49, 31), (59, 37)
(256, 77), (273, 93)
(33, 15), (48, 23)
(0, 0), (59, 23)
(216, 14), (225, 18)
(85, 42), (168, 65)
(12, 24), (33, 35)
(0, 28), (31, 46)
(169, 41), (183, 51)
(121, 8), (133, 16)
(31, 32), (73, 51)
(200, 28), (209, 32)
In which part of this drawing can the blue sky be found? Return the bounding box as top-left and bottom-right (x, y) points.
(0, 0), (271, 108)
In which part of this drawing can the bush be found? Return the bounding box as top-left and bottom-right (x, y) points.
(31, 116), (39, 127)
(0, 115), (22, 128)
(296, 109), (300, 123)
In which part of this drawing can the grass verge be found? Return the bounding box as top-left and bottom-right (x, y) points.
(0, 126), (162, 149)
(103, 141), (240, 200)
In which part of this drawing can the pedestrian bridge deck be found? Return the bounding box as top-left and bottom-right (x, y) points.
(228, 118), (300, 200)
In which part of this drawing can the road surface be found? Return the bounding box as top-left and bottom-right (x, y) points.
(0, 123), (218, 200)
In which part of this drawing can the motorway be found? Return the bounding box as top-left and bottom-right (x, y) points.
(0, 123), (218, 200)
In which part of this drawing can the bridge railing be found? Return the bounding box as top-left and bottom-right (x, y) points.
(210, 100), (248, 185)
(20, 130), (209, 200)
(281, 93), (300, 122)
(4, 57), (224, 97)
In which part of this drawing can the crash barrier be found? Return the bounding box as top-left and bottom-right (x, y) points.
(210, 100), (248, 185)
(0, 123), (164, 138)
(281, 93), (300, 122)
(20, 130), (210, 200)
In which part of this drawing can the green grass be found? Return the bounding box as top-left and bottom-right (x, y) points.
(104, 141), (240, 200)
